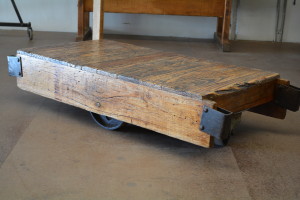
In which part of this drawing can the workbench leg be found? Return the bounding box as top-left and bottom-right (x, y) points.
(84, 11), (92, 39)
(214, 0), (232, 52)
(77, 0), (85, 41)
(93, 0), (104, 40)
(77, 0), (91, 41)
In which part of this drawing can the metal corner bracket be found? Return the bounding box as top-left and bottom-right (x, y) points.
(7, 56), (22, 77)
(200, 106), (241, 144)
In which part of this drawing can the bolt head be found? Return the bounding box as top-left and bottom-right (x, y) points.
(95, 102), (101, 107)
(200, 125), (205, 130)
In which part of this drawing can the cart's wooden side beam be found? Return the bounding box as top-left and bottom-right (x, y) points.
(248, 79), (300, 119)
(204, 79), (280, 113)
(17, 55), (214, 147)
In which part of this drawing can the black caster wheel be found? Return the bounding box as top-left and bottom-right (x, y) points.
(27, 27), (33, 40)
(90, 112), (125, 130)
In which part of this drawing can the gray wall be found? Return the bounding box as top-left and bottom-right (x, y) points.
(0, 0), (78, 33)
(0, 0), (299, 42)
(236, 0), (277, 41)
(283, 0), (300, 42)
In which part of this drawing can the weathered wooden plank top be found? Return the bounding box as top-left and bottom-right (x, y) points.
(18, 40), (279, 101)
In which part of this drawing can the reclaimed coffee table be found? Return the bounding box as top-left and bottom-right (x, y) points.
(8, 40), (300, 147)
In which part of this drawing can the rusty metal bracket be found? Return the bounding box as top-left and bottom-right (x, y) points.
(275, 84), (300, 112)
(200, 106), (242, 146)
(200, 106), (233, 141)
(7, 56), (22, 77)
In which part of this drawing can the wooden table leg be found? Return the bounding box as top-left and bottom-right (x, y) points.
(77, 0), (92, 41)
(214, 0), (232, 52)
(76, 0), (85, 41)
(83, 11), (92, 40)
(92, 0), (104, 40)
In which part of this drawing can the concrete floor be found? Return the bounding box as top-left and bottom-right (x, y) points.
(0, 30), (299, 200)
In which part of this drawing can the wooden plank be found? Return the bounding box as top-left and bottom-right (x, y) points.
(84, 0), (226, 17)
(92, 0), (104, 40)
(205, 79), (279, 112)
(84, 0), (93, 12)
(17, 54), (214, 147)
(104, 0), (225, 17)
(221, 0), (231, 48)
(19, 40), (279, 105)
(248, 102), (287, 119)
(77, 0), (85, 41)
(247, 79), (290, 119)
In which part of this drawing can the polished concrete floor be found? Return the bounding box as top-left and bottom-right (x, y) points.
(0, 30), (299, 200)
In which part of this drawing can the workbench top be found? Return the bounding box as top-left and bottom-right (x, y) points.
(18, 40), (279, 101)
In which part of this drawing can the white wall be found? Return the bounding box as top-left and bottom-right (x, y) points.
(103, 13), (217, 39)
(0, 0), (299, 42)
(283, 0), (300, 43)
(236, 0), (277, 41)
(236, 0), (300, 43)
(0, 0), (78, 32)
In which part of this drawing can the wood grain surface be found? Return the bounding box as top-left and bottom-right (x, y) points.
(17, 54), (214, 147)
(18, 40), (279, 111)
(84, 0), (225, 17)
(16, 40), (281, 147)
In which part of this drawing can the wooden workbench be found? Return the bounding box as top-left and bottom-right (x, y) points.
(77, 0), (232, 51)
(11, 40), (300, 148)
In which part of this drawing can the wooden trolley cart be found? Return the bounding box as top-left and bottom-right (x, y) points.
(8, 40), (300, 148)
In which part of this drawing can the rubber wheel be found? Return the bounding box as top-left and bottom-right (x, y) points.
(90, 112), (124, 130)
(27, 27), (33, 40)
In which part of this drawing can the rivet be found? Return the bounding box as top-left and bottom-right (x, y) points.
(203, 107), (208, 112)
(200, 125), (205, 130)
(95, 102), (101, 107)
